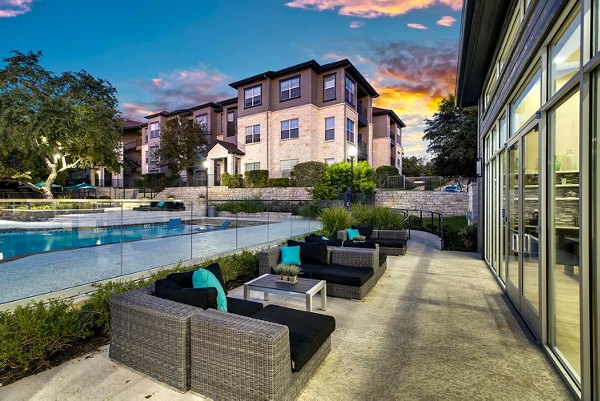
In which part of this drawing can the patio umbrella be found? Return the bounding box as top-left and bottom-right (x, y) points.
(65, 182), (97, 197)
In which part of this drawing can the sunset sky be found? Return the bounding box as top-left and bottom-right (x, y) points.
(0, 0), (462, 157)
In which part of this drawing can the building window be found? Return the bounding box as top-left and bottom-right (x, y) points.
(244, 85), (262, 108)
(149, 145), (159, 162)
(325, 158), (335, 165)
(549, 10), (581, 97)
(345, 76), (356, 106)
(281, 118), (299, 139)
(280, 159), (299, 178)
(346, 118), (355, 143)
(325, 117), (335, 140)
(245, 124), (260, 144)
(196, 114), (208, 131)
(150, 122), (160, 138)
(324, 73), (336, 101)
(510, 66), (541, 136)
(245, 162), (260, 171)
(227, 110), (236, 137)
(280, 76), (300, 101)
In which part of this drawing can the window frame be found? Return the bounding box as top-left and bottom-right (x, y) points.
(244, 84), (262, 109)
(196, 113), (208, 131)
(346, 118), (355, 143)
(245, 161), (260, 171)
(325, 116), (335, 141)
(280, 159), (299, 178)
(280, 118), (300, 140)
(323, 73), (337, 102)
(279, 75), (301, 102)
(245, 124), (261, 144)
(149, 122), (160, 139)
(345, 75), (356, 107)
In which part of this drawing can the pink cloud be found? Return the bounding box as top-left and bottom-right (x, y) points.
(285, 0), (462, 18)
(436, 15), (456, 26)
(407, 23), (427, 29)
(0, 0), (33, 18)
(349, 20), (364, 28)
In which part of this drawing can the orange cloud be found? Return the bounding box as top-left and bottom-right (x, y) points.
(436, 15), (456, 26)
(407, 23), (427, 29)
(286, 0), (462, 18)
(0, 0), (33, 17)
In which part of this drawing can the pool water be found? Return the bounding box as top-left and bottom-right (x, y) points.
(0, 223), (215, 260)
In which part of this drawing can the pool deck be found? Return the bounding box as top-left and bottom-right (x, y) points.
(0, 231), (573, 400)
(0, 211), (320, 305)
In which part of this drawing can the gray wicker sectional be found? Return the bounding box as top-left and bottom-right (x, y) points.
(337, 228), (408, 256)
(110, 283), (334, 400)
(259, 245), (386, 300)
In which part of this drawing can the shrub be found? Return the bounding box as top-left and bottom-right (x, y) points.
(443, 223), (478, 252)
(139, 173), (168, 190)
(312, 161), (376, 200)
(220, 172), (243, 188)
(215, 197), (266, 214)
(350, 205), (405, 230)
(245, 170), (269, 188)
(267, 178), (290, 187)
(319, 206), (352, 238)
(375, 165), (399, 188)
(298, 202), (322, 219)
(290, 161), (325, 187)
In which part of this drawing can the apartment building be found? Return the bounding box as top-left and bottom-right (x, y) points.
(139, 59), (404, 185)
(457, 0), (598, 398)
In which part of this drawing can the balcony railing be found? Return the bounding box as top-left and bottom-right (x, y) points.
(358, 141), (368, 161)
(357, 103), (368, 127)
(227, 121), (236, 137)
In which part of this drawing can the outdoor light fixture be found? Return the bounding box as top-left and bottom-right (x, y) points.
(203, 160), (210, 216)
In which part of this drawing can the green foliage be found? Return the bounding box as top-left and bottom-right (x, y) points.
(350, 205), (406, 230)
(155, 116), (210, 185)
(273, 264), (301, 276)
(319, 206), (352, 238)
(443, 223), (478, 252)
(267, 178), (290, 187)
(0, 51), (122, 198)
(0, 250), (260, 384)
(290, 161), (326, 187)
(245, 170), (269, 188)
(298, 202), (322, 219)
(402, 156), (434, 177)
(215, 198), (267, 214)
(312, 161), (376, 200)
(375, 165), (399, 188)
(423, 94), (477, 177)
(220, 172), (243, 188)
(138, 173), (168, 190)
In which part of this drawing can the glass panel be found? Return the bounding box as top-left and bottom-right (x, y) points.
(522, 128), (540, 312)
(511, 68), (541, 136)
(508, 142), (520, 288)
(499, 150), (506, 282)
(549, 11), (581, 96)
(549, 90), (581, 380)
(499, 114), (507, 147)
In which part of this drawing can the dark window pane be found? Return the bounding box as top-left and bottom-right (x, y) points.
(291, 87), (300, 98)
(290, 128), (299, 138)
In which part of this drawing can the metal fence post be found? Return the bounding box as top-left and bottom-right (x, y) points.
(419, 210), (423, 231)
(440, 214), (444, 250)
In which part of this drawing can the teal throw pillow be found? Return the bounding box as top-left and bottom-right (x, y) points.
(156, 201), (165, 207)
(321, 236), (329, 240)
(346, 228), (361, 240)
(280, 246), (301, 265)
(192, 268), (227, 312)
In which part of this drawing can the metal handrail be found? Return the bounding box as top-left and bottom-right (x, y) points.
(395, 208), (444, 250)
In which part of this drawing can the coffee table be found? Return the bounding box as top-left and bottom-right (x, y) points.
(243, 274), (327, 312)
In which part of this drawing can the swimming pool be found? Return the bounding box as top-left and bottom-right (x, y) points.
(0, 223), (218, 261)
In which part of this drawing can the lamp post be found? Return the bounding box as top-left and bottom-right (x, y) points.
(348, 145), (357, 204)
(203, 159), (210, 216)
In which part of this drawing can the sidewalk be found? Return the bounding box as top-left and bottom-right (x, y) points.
(0, 231), (573, 400)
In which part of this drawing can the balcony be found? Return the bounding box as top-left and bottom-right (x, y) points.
(358, 141), (368, 161)
(357, 102), (368, 127)
(226, 121), (236, 137)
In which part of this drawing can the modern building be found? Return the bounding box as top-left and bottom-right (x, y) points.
(139, 59), (404, 185)
(457, 0), (599, 399)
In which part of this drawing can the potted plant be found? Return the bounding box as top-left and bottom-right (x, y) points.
(353, 235), (366, 242)
(273, 264), (301, 284)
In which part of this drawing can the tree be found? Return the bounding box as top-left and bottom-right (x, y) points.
(312, 161), (376, 200)
(155, 115), (210, 186)
(401, 156), (434, 177)
(0, 51), (122, 198)
(423, 94), (477, 177)
(290, 161), (325, 187)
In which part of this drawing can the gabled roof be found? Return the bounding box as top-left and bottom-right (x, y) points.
(229, 59), (379, 97)
(207, 140), (245, 155)
(121, 118), (145, 131)
(372, 107), (406, 128)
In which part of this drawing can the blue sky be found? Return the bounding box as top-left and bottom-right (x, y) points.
(0, 0), (463, 156)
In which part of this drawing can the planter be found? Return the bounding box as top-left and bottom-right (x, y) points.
(275, 274), (298, 284)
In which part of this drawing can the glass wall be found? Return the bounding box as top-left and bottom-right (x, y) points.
(548, 90), (581, 379)
(508, 143), (520, 288)
(549, 10), (581, 96)
(510, 68), (542, 136)
(522, 129), (540, 312)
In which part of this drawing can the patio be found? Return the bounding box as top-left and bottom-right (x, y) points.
(0, 231), (572, 400)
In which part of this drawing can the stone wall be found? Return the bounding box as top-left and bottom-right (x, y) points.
(156, 186), (312, 204)
(373, 190), (469, 216)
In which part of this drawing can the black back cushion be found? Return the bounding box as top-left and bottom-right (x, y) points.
(166, 262), (228, 294)
(155, 278), (218, 309)
(352, 225), (373, 237)
(304, 236), (343, 247)
(342, 240), (377, 249)
(204, 262), (228, 295)
(287, 240), (328, 265)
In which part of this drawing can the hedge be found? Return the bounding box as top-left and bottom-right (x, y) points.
(245, 170), (269, 188)
(290, 161), (325, 187)
(220, 172), (244, 188)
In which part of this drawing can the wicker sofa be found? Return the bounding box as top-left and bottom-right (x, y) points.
(336, 227), (408, 256)
(110, 281), (334, 400)
(259, 243), (385, 300)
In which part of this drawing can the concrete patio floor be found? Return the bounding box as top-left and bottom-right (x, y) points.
(0, 231), (573, 400)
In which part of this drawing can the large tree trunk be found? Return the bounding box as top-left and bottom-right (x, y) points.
(187, 168), (194, 186)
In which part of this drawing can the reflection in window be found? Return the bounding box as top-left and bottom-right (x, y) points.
(549, 90), (581, 380)
(499, 114), (507, 147)
(549, 11), (581, 96)
(510, 68), (541, 136)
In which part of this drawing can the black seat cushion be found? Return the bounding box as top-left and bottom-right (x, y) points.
(352, 225), (374, 237)
(312, 265), (374, 287)
(167, 262), (228, 294)
(251, 305), (335, 372)
(296, 263), (327, 279)
(304, 236), (343, 247)
(154, 278), (218, 309)
(226, 297), (263, 316)
(287, 240), (328, 265)
(376, 239), (407, 248)
(342, 240), (377, 249)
